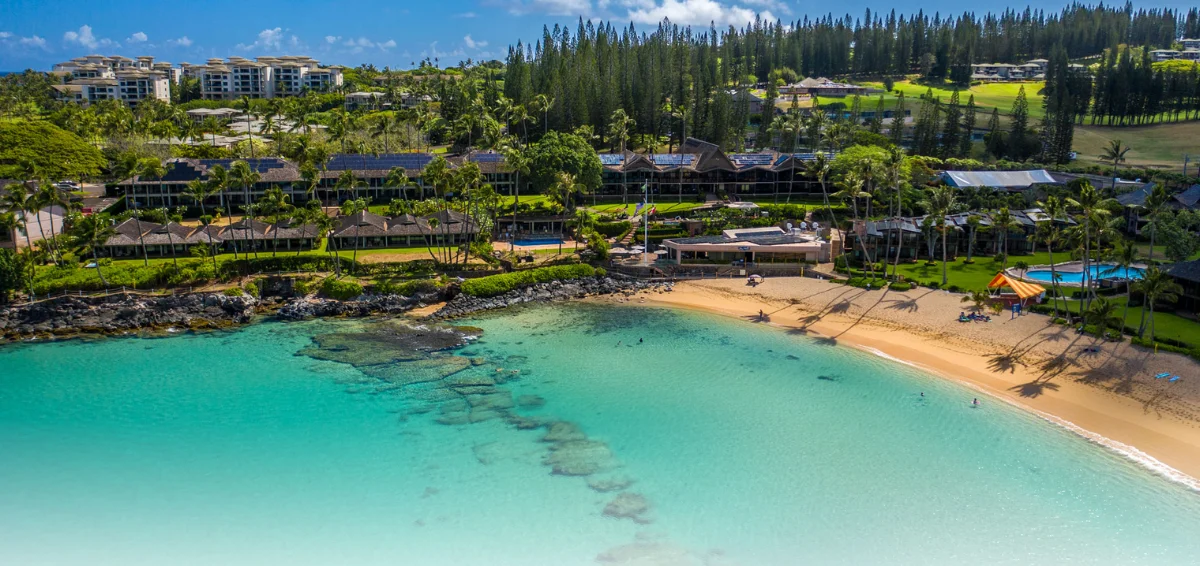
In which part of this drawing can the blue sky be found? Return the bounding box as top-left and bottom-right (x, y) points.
(1, 1), (1194, 70)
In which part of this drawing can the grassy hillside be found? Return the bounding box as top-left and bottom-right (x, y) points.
(857, 80), (1046, 119)
(1073, 121), (1199, 170)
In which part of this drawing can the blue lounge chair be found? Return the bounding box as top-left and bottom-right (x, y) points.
(1169, 376), (1181, 383)
(1155, 372), (1171, 379)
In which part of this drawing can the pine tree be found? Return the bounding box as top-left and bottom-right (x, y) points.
(869, 95), (885, 134)
(985, 108), (1005, 158)
(889, 92), (907, 146)
(757, 80), (778, 150)
(1007, 85), (1029, 160)
(941, 89), (962, 157)
(959, 94), (977, 158)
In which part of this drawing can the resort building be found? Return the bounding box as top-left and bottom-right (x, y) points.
(779, 77), (869, 97)
(345, 92), (388, 111)
(938, 170), (1061, 191)
(967, 59), (1076, 81)
(327, 210), (477, 250)
(845, 208), (1072, 265)
(662, 226), (839, 265)
(1118, 183), (1200, 234)
(1167, 259), (1200, 311)
(96, 217), (318, 258)
(1183, 38), (1200, 50)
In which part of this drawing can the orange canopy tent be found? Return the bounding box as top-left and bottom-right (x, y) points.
(987, 272), (1046, 302)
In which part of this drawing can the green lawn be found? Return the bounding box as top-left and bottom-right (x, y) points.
(1072, 121), (1200, 169)
(1052, 298), (1200, 349)
(854, 80), (1046, 120)
(891, 252), (1056, 290)
(587, 201), (708, 216)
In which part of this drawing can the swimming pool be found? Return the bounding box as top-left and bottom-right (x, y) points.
(1025, 264), (1144, 284)
(514, 237), (564, 246)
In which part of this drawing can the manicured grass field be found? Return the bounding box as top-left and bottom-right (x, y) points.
(889, 252), (1056, 290)
(587, 201), (708, 216)
(857, 80), (1046, 120)
(1072, 121), (1200, 169)
(1052, 298), (1200, 349)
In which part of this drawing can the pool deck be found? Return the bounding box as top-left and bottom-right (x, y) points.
(1008, 261), (1148, 288)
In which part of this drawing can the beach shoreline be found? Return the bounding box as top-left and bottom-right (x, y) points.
(614, 277), (1200, 485)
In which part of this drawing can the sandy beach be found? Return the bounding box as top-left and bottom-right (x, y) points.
(611, 277), (1200, 484)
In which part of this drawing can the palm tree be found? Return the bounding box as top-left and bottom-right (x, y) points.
(1140, 184), (1170, 264)
(805, 154), (837, 260)
(550, 172), (585, 256)
(257, 187), (293, 257)
(239, 95), (257, 159)
(201, 116), (223, 146)
(1036, 195), (1067, 318)
(883, 147), (906, 278)
(183, 179), (221, 270)
(501, 140), (530, 252)
(34, 181), (71, 266)
(1105, 239), (1140, 333)
(510, 103), (530, 144)
(533, 94), (554, 136)
(608, 109), (635, 203)
(385, 167), (412, 207)
(924, 185), (957, 286)
(1134, 267), (1182, 343)
(1099, 139), (1131, 190)
(990, 207), (1019, 270)
(962, 289), (989, 312)
(1067, 181), (1117, 310)
(335, 169), (365, 205)
(1084, 297), (1122, 339)
(72, 213), (117, 288)
(964, 214), (982, 263)
(229, 160), (262, 259)
(339, 197), (369, 268)
(2, 185), (39, 295)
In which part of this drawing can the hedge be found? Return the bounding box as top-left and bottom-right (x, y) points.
(594, 221), (632, 237)
(321, 278), (364, 300)
(372, 278), (442, 297)
(888, 281), (912, 291)
(460, 264), (596, 298)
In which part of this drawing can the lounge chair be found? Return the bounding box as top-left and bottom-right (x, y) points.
(1169, 376), (1181, 383)
(1155, 372), (1171, 379)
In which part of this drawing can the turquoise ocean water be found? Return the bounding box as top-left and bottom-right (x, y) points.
(2, 303), (1199, 565)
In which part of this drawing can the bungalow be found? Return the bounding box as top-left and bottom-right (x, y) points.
(1117, 183), (1200, 234)
(662, 226), (838, 265)
(1167, 259), (1200, 312)
(780, 77), (868, 97)
(327, 210), (476, 250)
(345, 91), (387, 111)
(495, 214), (572, 241)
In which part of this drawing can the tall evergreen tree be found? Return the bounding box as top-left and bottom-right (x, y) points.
(959, 94), (977, 158)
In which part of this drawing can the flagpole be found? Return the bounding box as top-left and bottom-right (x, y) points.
(642, 184), (649, 266)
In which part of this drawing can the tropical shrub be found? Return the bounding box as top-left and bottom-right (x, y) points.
(460, 264), (596, 298)
(889, 281), (912, 291)
(320, 277), (364, 300)
(223, 287), (244, 297)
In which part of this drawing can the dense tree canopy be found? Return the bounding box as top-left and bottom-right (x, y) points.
(525, 131), (603, 193)
(0, 120), (106, 180)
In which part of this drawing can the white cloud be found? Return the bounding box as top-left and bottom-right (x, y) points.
(623, 0), (775, 27)
(236, 27), (284, 51)
(455, 12), (478, 18)
(0, 31), (50, 50)
(168, 36), (192, 47)
(420, 41), (465, 60)
(20, 35), (47, 48)
(340, 36), (397, 54)
(126, 31), (148, 44)
(463, 35), (488, 49)
(63, 25), (116, 49)
(504, 0), (593, 16)
(325, 35), (341, 44)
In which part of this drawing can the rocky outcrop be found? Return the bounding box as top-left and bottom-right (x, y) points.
(0, 293), (257, 341)
(275, 292), (441, 320)
(432, 277), (669, 319)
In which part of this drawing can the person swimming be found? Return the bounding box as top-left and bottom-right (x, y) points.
(972, 398), (980, 406)
(639, 338), (643, 344)
(920, 392), (924, 397)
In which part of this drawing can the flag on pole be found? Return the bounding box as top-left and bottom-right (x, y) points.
(649, 206), (657, 216)
(634, 202), (644, 215)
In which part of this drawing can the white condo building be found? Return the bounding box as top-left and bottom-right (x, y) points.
(52, 54), (342, 105)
